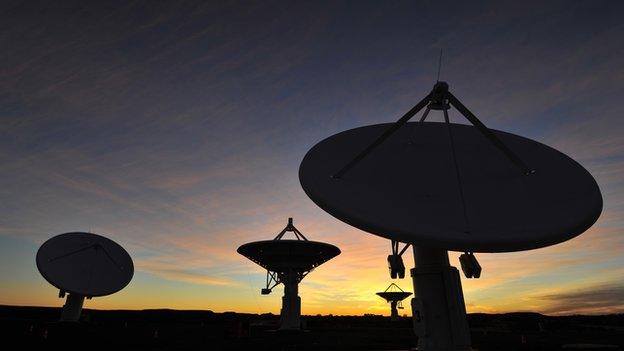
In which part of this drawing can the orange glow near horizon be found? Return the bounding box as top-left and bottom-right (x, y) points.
(2, 221), (622, 317)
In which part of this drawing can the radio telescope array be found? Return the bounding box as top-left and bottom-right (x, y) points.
(30, 76), (603, 350)
(36, 232), (134, 322)
(238, 218), (340, 330)
(299, 81), (602, 350)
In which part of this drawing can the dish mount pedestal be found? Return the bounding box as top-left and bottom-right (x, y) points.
(280, 269), (302, 329)
(390, 301), (400, 321)
(60, 293), (85, 322)
(410, 246), (470, 350)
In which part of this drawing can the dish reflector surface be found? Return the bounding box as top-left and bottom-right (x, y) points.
(36, 232), (134, 296)
(299, 122), (602, 252)
(377, 291), (413, 302)
(237, 240), (340, 272)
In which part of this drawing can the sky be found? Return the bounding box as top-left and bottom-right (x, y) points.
(1, 0), (623, 316)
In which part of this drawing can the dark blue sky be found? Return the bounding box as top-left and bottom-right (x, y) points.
(1, 0), (623, 314)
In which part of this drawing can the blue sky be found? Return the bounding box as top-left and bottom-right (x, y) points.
(1, 0), (623, 315)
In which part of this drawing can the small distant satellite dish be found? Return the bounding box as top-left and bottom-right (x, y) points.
(36, 232), (134, 321)
(376, 283), (412, 322)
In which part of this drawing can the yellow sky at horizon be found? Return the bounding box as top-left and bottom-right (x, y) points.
(2, 221), (622, 317)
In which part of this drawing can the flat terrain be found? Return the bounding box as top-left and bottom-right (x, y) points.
(0, 306), (622, 350)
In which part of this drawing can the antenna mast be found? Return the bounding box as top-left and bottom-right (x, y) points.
(436, 49), (443, 82)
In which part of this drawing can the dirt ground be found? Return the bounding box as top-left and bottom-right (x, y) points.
(1, 306), (622, 350)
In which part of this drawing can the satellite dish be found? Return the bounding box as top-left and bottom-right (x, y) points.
(299, 81), (603, 349)
(299, 124), (601, 253)
(376, 283), (412, 322)
(36, 232), (134, 322)
(238, 218), (340, 330)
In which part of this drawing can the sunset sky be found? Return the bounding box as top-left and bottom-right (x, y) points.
(1, 1), (623, 316)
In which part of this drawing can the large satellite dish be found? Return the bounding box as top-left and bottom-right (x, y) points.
(299, 81), (603, 350)
(36, 232), (134, 321)
(300, 122), (602, 253)
(238, 218), (340, 330)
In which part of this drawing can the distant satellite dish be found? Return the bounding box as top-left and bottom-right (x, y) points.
(376, 283), (412, 322)
(237, 240), (340, 273)
(36, 232), (134, 321)
(238, 218), (340, 330)
(299, 81), (603, 349)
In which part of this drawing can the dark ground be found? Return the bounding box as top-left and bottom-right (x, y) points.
(0, 306), (622, 350)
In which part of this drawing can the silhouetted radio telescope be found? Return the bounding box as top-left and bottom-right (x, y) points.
(377, 283), (412, 322)
(300, 81), (602, 350)
(36, 232), (134, 322)
(237, 218), (340, 330)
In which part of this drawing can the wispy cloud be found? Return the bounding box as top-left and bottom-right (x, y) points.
(535, 283), (624, 315)
(136, 264), (239, 287)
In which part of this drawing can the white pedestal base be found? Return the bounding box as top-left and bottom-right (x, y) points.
(410, 246), (471, 350)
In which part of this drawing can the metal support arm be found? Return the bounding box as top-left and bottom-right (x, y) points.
(262, 270), (281, 294)
(333, 92), (433, 179)
(274, 217), (308, 241)
(448, 92), (533, 175)
(392, 240), (411, 256)
(331, 82), (533, 181)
